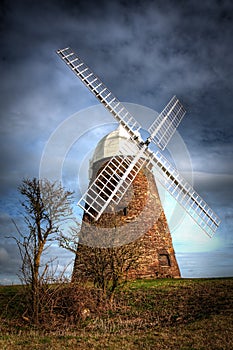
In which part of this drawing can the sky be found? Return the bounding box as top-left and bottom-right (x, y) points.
(0, 0), (233, 284)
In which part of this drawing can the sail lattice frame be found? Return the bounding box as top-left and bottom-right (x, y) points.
(146, 150), (221, 237)
(57, 47), (142, 139)
(149, 96), (186, 150)
(78, 139), (147, 220)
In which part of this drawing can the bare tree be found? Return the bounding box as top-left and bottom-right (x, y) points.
(13, 178), (74, 324)
(73, 242), (142, 300)
(60, 227), (143, 301)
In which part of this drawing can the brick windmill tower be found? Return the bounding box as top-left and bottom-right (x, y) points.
(57, 47), (220, 280)
(74, 125), (181, 278)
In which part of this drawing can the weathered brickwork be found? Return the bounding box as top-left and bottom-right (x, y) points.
(73, 157), (180, 280)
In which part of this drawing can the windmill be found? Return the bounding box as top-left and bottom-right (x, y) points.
(57, 47), (220, 279)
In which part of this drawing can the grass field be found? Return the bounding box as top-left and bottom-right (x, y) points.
(0, 278), (233, 349)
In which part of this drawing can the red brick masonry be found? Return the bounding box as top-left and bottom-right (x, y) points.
(73, 158), (180, 280)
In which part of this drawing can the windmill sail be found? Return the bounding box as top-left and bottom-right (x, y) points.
(57, 46), (220, 237)
(148, 96), (186, 150)
(146, 149), (221, 237)
(56, 47), (142, 140)
(78, 139), (147, 220)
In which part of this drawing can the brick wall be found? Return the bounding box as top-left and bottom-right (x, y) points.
(73, 157), (180, 280)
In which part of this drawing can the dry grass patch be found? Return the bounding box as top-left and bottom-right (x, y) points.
(0, 278), (232, 349)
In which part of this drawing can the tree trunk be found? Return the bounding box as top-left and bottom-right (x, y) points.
(31, 243), (44, 325)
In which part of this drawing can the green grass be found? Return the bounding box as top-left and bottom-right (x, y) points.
(0, 278), (233, 349)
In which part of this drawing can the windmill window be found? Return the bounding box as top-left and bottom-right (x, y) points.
(123, 207), (128, 216)
(159, 254), (171, 267)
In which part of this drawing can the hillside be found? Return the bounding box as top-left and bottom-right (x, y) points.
(0, 278), (233, 349)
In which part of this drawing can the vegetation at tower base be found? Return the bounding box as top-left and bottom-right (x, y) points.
(11, 178), (74, 325)
(72, 241), (143, 299)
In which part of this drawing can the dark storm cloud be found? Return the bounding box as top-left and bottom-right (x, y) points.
(0, 213), (21, 284)
(0, 0), (232, 281)
(0, 213), (74, 284)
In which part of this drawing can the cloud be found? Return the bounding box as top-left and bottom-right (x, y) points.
(0, 0), (232, 282)
(0, 247), (8, 263)
(193, 172), (233, 208)
(0, 241), (21, 284)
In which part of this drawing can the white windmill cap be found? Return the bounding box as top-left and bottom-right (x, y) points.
(89, 124), (139, 179)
